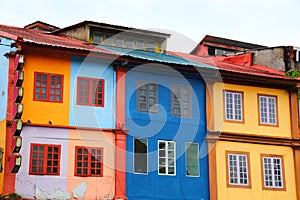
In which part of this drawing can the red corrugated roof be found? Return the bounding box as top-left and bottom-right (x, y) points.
(0, 23), (299, 82)
(0, 24), (116, 55)
(169, 51), (300, 81)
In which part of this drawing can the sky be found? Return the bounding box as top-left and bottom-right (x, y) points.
(1, 0), (300, 52)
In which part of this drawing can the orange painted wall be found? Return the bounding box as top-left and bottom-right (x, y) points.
(21, 53), (70, 125)
(67, 129), (115, 199)
(0, 120), (6, 194)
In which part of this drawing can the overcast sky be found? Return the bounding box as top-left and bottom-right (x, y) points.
(1, 0), (299, 52)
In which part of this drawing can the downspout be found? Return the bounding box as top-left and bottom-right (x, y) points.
(114, 67), (128, 200)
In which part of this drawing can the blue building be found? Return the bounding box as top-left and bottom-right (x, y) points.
(123, 54), (212, 200)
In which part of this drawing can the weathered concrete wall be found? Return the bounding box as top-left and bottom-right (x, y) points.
(58, 25), (89, 42)
(251, 48), (286, 72)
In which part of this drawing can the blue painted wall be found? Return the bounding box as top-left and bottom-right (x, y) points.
(69, 56), (116, 129)
(126, 65), (209, 200)
(0, 37), (15, 121)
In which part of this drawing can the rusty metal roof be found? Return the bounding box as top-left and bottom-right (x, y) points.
(200, 35), (267, 49)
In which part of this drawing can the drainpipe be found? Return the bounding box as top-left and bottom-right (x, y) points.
(114, 67), (128, 200)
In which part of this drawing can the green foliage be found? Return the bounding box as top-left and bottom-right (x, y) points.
(0, 193), (21, 200)
(285, 69), (300, 78)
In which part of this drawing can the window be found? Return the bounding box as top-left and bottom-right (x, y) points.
(125, 38), (135, 49)
(186, 143), (199, 177)
(75, 146), (103, 177)
(226, 151), (250, 188)
(145, 40), (155, 51)
(29, 144), (61, 175)
(134, 138), (148, 174)
(93, 31), (104, 44)
(34, 72), (63, 103)
(261, 155), (285, 190)
(136, 39), (144, 50)
(115, 37), (125, 48)
(136, 81), (158, 113)
(258, 95), (277, 125)
(224, 91), (243, 122)
(77, 77), (105, 107)
(172, 85), (192, 118)
(158, 140), (176, 175)
(104, 34), (114, 46)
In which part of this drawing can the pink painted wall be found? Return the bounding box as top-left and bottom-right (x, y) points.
(67, 129), (115, 199)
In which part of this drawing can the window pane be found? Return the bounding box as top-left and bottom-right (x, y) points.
(263, 156), (283, 188)
(137, 81), (157, 113)
(259, 96), (277, 125)
(134, 138), (148, 173)
(93, 31), (104, 44)
(186, 143), (199, 176)
(136, 40), (144, 50)
(90, 148), (102, 176)
(228, 153), (248, 186)
(172, 86), (191, 117)
(105, 34), (114, 46)
(158, 141), (176, 175)
(225, 91), (242, 121)
(126, 38), (135, 49)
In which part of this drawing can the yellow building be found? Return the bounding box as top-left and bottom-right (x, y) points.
(206, 57), (300, 200)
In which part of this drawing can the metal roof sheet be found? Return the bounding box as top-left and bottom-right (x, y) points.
(201, 35), (267, 49)
(98, 46), (217, 70)
(0, 24), (117, 55)
(170, 51), (299, 81)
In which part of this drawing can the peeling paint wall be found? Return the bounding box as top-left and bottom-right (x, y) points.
(67, 129), (115, 199)
(15, 127), (69, 199)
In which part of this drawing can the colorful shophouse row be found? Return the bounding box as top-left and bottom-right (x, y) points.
(0, 21), (218, 199)
(171, 50), (300, 200)
(0, 20), (300, 200)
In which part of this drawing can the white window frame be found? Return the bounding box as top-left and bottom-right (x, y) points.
(136, 80), (158, 113)
(158, 140), (176, 176)
(227, 153), (249, 186)
(171, 85), (192, 118)
(259, 95), (277, 125)
(185, 142), (200, 177)
(262, 156), (284, 189)
(224, 91), (243, 121)
(133, 138), (148, 174)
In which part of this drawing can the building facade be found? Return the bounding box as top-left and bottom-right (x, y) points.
(1, 21), (300, 200)
(124, 64), (210, 200)
(207, 56), (300, 200)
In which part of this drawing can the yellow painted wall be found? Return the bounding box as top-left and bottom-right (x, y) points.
(216, 141), (297, 200)
(213, 83), (291, 137)
(0, 120), (6, 194)
(22, 54), (70, 125)
(67, 130), (115, 199)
